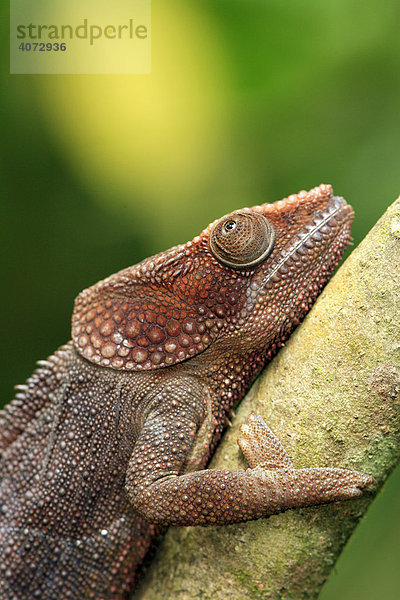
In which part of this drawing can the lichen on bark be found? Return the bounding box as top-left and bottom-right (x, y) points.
(134, 197), (400, 600)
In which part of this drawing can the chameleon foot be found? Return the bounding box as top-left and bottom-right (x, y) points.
(238, 413), (294, 469)
(238, 413), (374, 507)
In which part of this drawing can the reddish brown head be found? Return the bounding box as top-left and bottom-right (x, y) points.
(72, 184), (353, 371)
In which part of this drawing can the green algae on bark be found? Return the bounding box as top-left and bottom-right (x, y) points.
(134, 197), (400, 600)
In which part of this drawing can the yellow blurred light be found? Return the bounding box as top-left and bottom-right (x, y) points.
(36, 0), (230, 240)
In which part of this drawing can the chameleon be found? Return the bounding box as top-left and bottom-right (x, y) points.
(0, 184), (373, 599)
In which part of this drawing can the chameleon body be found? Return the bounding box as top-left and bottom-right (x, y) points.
(0, 185), (372, 599)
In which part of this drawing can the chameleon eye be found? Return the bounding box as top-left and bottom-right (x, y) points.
(224, 220), (237, 232)
(209, 211), (275, 269)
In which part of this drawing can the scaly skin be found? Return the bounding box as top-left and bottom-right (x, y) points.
(0, 185), (373, 599)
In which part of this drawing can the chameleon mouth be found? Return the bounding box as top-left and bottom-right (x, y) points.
(262, 195), (354, 289)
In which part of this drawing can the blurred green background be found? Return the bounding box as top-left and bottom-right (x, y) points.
(1, 0), (399, 598)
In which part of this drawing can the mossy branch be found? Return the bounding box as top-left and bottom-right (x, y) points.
(135, 197), (400, 600)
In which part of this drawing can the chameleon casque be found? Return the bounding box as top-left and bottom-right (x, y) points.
(0, 185), (373, 599)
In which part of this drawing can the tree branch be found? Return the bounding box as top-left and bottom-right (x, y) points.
(135, 197), (400, 600)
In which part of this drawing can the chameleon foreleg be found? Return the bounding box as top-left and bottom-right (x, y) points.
(127, 399), (373, 527)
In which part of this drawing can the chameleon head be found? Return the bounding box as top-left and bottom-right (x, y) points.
(72, 184), (353, 371)
(205, 183), (354, 355)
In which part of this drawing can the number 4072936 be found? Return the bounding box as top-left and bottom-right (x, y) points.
(18, 42), (67, 51)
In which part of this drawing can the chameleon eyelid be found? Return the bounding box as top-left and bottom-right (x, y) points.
(209, 211), (276, 269)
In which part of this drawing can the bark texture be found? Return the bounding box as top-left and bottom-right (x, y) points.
(135, 197), (400, 600)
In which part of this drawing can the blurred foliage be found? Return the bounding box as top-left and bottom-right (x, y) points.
(0, 0), (399, 598)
